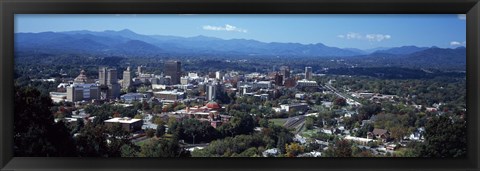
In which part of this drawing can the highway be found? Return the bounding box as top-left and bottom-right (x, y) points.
(323, 83), (362, 106)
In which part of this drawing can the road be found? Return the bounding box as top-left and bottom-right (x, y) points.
(283, 115), (306, 133)
(323, 83), (362, 106)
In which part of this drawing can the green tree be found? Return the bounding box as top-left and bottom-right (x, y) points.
(153, 105), (163, 114)
(335, 140), (353, 157)
(285, 143), (305, 157)
(333, 97), (347, 107)
(259, 118), (269, 128)
(419, 115), (466, 157)
(145, 129), (155, 138)
(138, 139), (186, 157)
(152, 116), (165, 126)
(324, 140), (352, 157)
(106, 123), (137, 157)
(14, 86), (76, 157)
(218, 112), (255, 137)
(75, 124), (109, 157)
(134, 114), (143, 119)
(172, 118), (220, 144)
(120, 144), (140, 157)
(305, 117), (315, 130)
(156, 125), (166, 138)
(389, 126), (408, 142)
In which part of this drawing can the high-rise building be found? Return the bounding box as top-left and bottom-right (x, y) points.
(137, 65), (145, 76)
(99, 67), (107, 85)
(284, 78), (297, 88)
(274, 73), (283, 86)
(207, 83), (218, 101)
(108, 84), (121, 99)
(215, 71), (223, 80)
(66, 86), (83, 102)
(165, 60), (181, 85)
(279, 66), (290, 84)
(107, 68), (118, 85)
(180, 76), (189, 85)
(99, 67), (120, 99)
(305, 67), (313, 80)
(66, 84), (100, 102)
(123, 67), (132, 89)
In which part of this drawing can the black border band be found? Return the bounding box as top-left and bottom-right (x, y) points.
(1, 0), (479, 170)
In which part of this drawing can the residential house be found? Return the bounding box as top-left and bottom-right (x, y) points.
(367, 128), (390, 142)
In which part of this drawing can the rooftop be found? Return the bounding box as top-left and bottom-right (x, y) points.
(104, 117), (142, 124)
(154, 90), (185, 95)
(297, 79), (317, 83)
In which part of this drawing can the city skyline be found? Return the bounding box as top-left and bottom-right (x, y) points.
(15, 14), (466, 49)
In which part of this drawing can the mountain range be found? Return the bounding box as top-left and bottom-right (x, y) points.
(14, 29), (466, 69)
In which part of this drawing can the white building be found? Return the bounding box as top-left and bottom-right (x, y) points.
(215, 71), (223, 80)
(207, 83), (220, 101)
(344, 135), (377, 145)
(297, 79), (318, 88)
(66, 83), (100, 102)
(154, 90), (185, 101)
(280, 103), (309, 112)
(50, 92), (67, 103)
(305, 66), (313, 80)
(295, 93), (306, 99)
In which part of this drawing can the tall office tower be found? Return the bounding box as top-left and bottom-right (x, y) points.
(279, 66), (290, 84)
(99, 67), (108, 86)
(164, 60), (181, 85)
(274, 72), (283, 86)
(305, 66), (312, 80)
(123, 67), (132, 89)
(215, 71), (223, 80)
(66, 86), (83, 102)
(137, 65), (145, 76)
(108, 84), (121, 100)
(207, 83), (218, 101)
(107, 68), (118, 85)
(99, 67), (120, 99)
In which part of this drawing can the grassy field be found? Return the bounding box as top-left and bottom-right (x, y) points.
(301, 129), (318, 138)
(269, 118), (287, 126)
(135, 134), (174, 146)
(135, 137), (152, 146)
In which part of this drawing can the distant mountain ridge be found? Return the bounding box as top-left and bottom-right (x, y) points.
(14, 29), (466, 69)
(17, 29), (366, 57)
(372, 46), (430, 55)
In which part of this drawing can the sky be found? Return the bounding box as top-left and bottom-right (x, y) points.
(15, 14), (466, 50)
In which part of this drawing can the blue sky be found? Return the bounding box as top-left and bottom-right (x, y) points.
(15, 14), (466, 50)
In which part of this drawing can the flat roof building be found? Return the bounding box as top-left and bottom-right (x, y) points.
(280, 103), (309, 113)
(66, 83), (100, 102)
(165, 60), (182, 85)
(104, 117), (143, 132)
(305, 67), (313, 80)
(50, 92), (67, 103)
(154, 90), (185, 101)
(120, 93), (148, 103)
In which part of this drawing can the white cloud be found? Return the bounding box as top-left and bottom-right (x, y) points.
(346, 32), (363, 39)
(366, 34), (391, 42)
(457, 14), (466, 20)
(338, 32), (391, 42)
(450, 41), (466, 46)
(450, 41), (461, 46)
(202, 24), (247, 33)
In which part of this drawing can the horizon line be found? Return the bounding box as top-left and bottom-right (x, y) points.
(14, 28), (466, 50)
